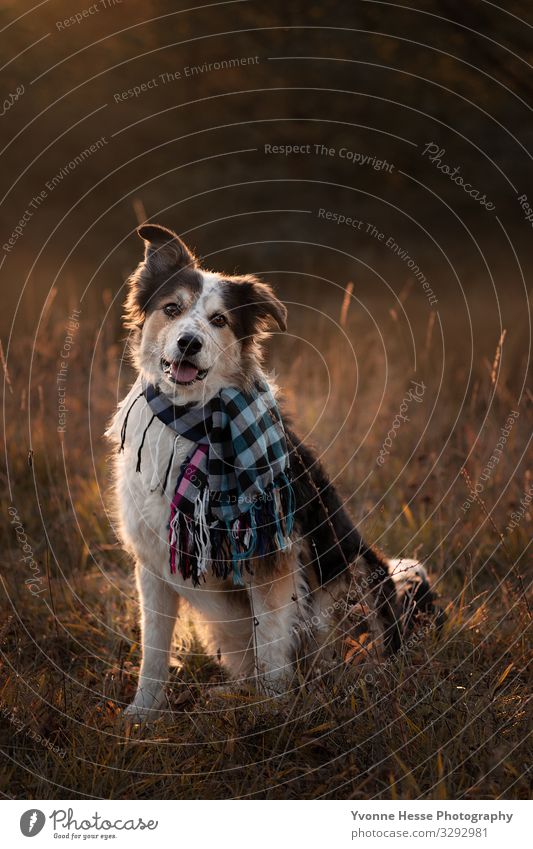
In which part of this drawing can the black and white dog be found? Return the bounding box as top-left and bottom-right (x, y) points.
(107, 224), (433, 720)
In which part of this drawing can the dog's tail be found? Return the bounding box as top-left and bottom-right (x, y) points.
(388, 558), (443, 638)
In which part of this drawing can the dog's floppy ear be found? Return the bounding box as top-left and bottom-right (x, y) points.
(225, 275), (287, 337)
(137, 223), (197, 273)
(246, 277), (287, 331)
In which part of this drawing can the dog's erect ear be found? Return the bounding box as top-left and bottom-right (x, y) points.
(124, 224), (198, 328)
(137, 223), (197, 273)
(225, 276), (287, 338)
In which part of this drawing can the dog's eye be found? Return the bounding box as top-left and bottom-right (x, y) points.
(210, 313), (227, 328)
(163, 303), (181, 317)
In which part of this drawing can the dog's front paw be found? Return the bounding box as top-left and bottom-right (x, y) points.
(122, 689), (166, 723)
(255, 673), (291, 698)
(122, 702), (166, 723)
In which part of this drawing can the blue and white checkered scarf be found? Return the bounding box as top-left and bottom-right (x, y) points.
(124, 379), (294, 585)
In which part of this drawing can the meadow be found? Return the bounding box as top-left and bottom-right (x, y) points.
(1, 279), (531, 799)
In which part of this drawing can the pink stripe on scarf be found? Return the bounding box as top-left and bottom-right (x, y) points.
(169, 443), (209, 574)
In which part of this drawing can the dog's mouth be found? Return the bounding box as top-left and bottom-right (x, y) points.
(161, 357), (209, 386)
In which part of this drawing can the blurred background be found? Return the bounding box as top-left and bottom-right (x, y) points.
(2, 0), (531, 532)
(0, 0), (531, 799)
(2, 0), (533, 318)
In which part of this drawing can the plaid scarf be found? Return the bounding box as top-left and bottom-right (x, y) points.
(122, 379), (294, 585)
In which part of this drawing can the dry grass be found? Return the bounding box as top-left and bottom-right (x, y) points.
(0, 284), (531, 799)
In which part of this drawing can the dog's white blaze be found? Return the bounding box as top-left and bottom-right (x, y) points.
(138, 270), (241, 408)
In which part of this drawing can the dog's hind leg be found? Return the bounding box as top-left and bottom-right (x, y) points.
(124, 564), (179, 721)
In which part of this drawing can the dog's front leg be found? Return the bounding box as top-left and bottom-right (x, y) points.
(124, 564), (179, 721)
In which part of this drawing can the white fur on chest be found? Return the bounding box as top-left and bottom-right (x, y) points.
(107, 381), (195, 588)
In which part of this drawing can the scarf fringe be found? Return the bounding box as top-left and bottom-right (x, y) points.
(168, 472), (295, 586)
(130, 380), (294, 585)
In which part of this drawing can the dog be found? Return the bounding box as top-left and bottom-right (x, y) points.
(106, 223), (434, 720)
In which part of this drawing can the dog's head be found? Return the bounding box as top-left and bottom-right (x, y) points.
(125, 223), (287, 402)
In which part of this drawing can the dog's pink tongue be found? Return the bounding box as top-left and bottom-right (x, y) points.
(171, 361), (199, 383)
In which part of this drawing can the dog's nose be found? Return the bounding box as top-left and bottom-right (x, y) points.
(177, 334), (203, 355)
